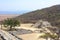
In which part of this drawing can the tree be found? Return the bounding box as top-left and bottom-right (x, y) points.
(40, 33), (50, 40)
(3, 18), (20, 30)
(39, 33), (58, 40)
(50, 34), (58, 40)
(0, 21), (3, 29)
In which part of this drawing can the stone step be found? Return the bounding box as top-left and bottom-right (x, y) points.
(0, 29), (20, 40)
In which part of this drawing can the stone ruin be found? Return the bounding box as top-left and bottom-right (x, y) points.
(32, 20), (58, 34)
(32, 20), (52, 28)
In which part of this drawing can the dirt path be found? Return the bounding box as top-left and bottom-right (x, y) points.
(16, 33), (45, 40)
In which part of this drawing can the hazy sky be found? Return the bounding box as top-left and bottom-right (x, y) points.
(0, 0), (60, 13)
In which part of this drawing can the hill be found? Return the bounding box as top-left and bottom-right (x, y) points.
(15, 5), (60, 27)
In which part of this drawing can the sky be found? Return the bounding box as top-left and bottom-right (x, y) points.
(0, 0), (60, 14)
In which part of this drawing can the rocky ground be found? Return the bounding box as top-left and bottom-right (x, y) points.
(0, 20), (59, 40)
(8, 20), (58, 40)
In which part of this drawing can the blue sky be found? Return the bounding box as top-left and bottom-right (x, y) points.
(0, 0), (60, 14)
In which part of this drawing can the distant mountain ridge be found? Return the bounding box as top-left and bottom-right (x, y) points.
(0, 10), (30, 15)
(0, 14), (18, 22)
(15, 5), (60, 27)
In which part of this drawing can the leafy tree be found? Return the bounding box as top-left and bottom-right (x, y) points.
(3, 18), (20, 30)
(40, 33), (50, 40)
(0, 21), (3, 29)
(39, 33), (58, 40)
